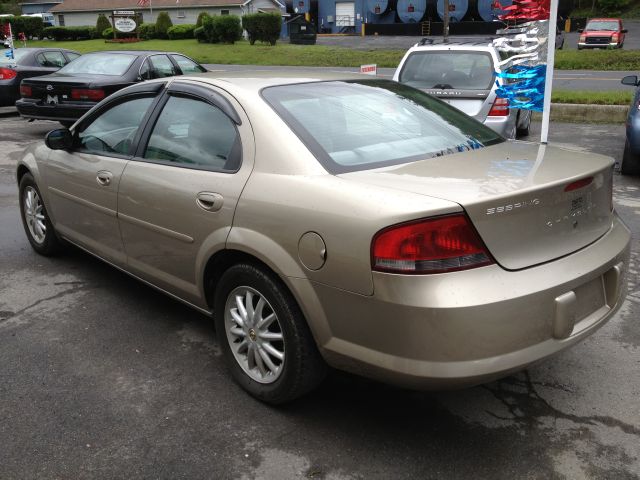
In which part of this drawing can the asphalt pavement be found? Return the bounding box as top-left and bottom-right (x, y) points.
(0, 116), (638, 479)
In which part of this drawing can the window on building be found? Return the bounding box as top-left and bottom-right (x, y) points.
(221, 9), (230, 15)
(57, 14), (65, 26)
(177, 10), (185, 18)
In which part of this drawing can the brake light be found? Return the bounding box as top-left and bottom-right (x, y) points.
(564, 176), (593, 192)
(371, 214), (494, 274)
(0, 67), (17, 80)
(488, 97), (509, 116)
(20, 85), (32, 97)
(71, 88), (105, 101)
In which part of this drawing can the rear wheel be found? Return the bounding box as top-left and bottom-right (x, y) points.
(19, 173), (62, 255)
(214, 263), (326, 404)
(516, 111), (531, 138)
(620, 140), (640, 176)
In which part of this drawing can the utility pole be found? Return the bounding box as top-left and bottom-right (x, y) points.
(443, 0), (450, 42)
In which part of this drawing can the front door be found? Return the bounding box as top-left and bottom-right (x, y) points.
(44, 95), (156, 265)
(117, 84), (253, 307)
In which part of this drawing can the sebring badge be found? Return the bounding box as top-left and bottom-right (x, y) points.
(486, 198), (540, 215)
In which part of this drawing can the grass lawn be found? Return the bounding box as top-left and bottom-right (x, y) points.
(25, 38), (640, 71)
(26, 39), (406, 68)
(551, 90), (633, 105)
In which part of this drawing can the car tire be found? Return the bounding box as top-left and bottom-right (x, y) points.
(18, 172), (63, 256)
(620, 141), (640, 176)
(516, 112), (531, 138)
(214, 263), (326, 404)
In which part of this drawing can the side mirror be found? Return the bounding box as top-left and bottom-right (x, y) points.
(577, 28), (583, 33)
(45, 128), (73, 150)
(621, 29), (628, 33)
(621, 75), (639, 87)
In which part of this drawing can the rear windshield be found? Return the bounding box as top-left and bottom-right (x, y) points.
(399, 51), (494, 90)
(262, 80), (504, 174)
(0, 49), (29, 65)
(585, 20), (619, 31)
(57, 53), (136, 75)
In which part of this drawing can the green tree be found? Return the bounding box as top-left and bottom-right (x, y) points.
(155, 11), (173, 39)
(95, 14), (111, 36)
(196, 11), (210, 28)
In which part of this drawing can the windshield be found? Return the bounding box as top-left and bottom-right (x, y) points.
(0, 49), (29, 65)
(585, 20), (619, 31)
(263, 80), (504, 174)
(399, 51), (494, 90)
(57, 53), (136, 75)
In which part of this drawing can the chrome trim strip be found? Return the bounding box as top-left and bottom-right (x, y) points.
(48, 186), (116, 217)
(118, 212), (194, 244)
(61, 236), (212, 317)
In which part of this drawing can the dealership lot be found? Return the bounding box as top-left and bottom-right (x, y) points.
(0, 113), (638, 478)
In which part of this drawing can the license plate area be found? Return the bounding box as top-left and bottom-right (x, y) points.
(573, 276), (606, 323)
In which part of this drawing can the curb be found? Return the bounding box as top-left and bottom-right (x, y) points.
(533, 103), (629, 124)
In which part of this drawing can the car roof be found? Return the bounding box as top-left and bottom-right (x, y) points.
(157, 70), (377, 93)
(411, 38), (497, 49)
(83, 50), (182, 55)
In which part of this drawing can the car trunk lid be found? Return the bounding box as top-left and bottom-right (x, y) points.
(21, 73), (104, 104)
(340, 142), (615, 270)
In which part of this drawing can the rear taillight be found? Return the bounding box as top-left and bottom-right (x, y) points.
(0, 67), (17, 80)
(371, 214), (494, 274)
(488, 97), (509, 116)
(20, 85), (32, 97)
(71, 88), (105, 101)
(564, 176), (593, 192)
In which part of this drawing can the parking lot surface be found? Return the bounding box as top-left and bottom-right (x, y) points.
(0, 114), (638, 479)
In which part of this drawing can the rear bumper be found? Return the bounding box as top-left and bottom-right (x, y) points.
(0, 84), (19, 107)
(483, 112), (517, 138)
(15, 98), (94, 122)
(296, 214), (630, 389)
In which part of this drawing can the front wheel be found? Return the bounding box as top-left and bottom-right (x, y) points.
(214, 263), (326, 404)
(620, 140), (640, 176)
(19, 173), (62, 255)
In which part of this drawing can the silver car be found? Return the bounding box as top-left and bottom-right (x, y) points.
(17, 73), (630, 404)
(393, 39), (532, 139)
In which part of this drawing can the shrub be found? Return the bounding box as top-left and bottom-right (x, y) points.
(194, 25), (206, 42)
(95, 13), (110, 36)
(213, 15), (242, 43)
(101, 27), (113, 39)
(597, 0), (628, 15)
(201, 15), (219, 43)
(138, 22), (156, 39)
(196, 11), (210, 28)
(0, 16), (44, 39)
(155, 11), (173, 39)
(167, 23), (195, 39)
(43, 26), (96, 40)
(242, 13), (281, 46)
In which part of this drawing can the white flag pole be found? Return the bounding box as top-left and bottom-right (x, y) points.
(540, 0), (559, 144)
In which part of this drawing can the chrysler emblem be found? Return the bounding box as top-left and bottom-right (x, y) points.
(46, 85), (53, 91)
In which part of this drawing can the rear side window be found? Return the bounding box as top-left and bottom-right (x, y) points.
(399, 51), (494, 90)
(36, 51), (66, 68)
(263, 80), (503, 174)
(143, 96), (240, 171)
(149, 55), (177, 78)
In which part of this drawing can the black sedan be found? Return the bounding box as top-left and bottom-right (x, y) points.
(0, 48), (80, 107)
(16, 50), (206, 126)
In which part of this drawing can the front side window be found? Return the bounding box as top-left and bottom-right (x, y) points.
(399, 51), (494, 90)
(263, 80), (503, 173)
(78, 97), (153, 155)
(144, 96), (240, 171)
(170, 54), (206, 74)
(58, 53), (136, 76)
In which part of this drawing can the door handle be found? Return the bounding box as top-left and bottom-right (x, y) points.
(196, 192), (224, 212)
(96, 170), (113, 186)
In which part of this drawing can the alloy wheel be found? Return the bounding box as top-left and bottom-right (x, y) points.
(23, 186), (47, 244)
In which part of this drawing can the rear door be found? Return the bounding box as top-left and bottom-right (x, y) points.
(117, 81), (254, 306)
(397, 50), (496, 120)
(44, 91), (161, 265)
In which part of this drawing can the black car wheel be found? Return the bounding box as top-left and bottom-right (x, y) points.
(214, 263), (326, 404)
(620, 140), (640, 176)
(516, 111), (531, 138)
(19, 173), (63, 255)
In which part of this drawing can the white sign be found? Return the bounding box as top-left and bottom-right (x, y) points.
(114, 17), (137, 33)
(114, 10), (135, 15)
(360, 64), (377, 75)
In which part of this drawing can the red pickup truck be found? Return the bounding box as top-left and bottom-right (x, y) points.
(578, 18), (627, 49)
